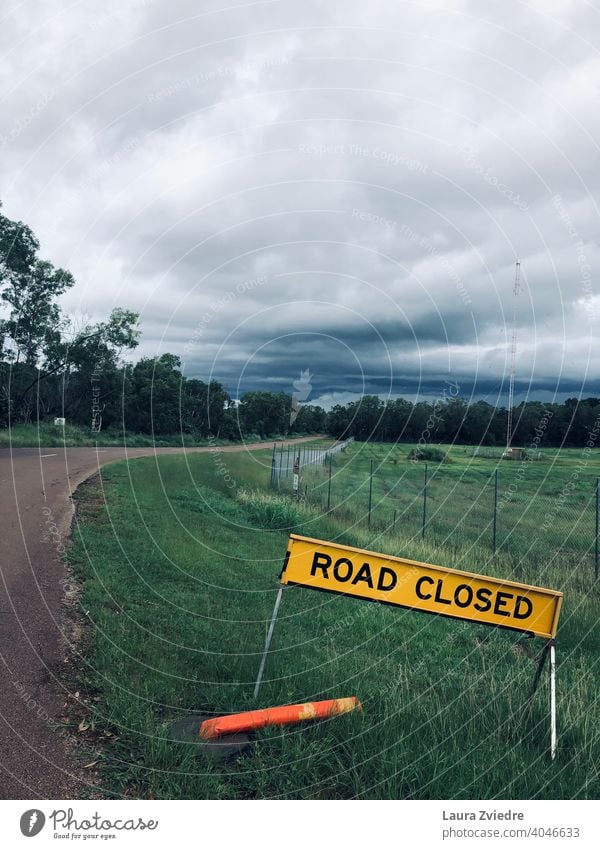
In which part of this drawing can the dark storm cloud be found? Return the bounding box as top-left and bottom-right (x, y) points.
(1, 0), (598, 405)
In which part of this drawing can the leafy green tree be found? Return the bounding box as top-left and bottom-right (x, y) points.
(0, 202), (39, 281)
(382, 398), (413, 442)
(562, 398), (600, 446)
(293, 403), (326, 433)
(408, 401), (433, 441)
(183, 378), (230, 436)
(124, 354), (184, 435)
(461, 400), (496, 444)
(238, 391), (290, 437)
(511, 401), (553, 446)
(1, 203), (75, 365)
(11, 308), (140, 423)
(2, 260), (74, 364)
(326, 403), (353, 438)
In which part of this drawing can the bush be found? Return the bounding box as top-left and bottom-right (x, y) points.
(243, 432), (264, 443)
(407, 446), (450, 463)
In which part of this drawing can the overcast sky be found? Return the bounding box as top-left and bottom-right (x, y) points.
(1, 0), (598, 408)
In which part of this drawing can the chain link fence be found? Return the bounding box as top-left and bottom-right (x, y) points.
(270, 438), (354, 487)
(269, 443), (600, 576)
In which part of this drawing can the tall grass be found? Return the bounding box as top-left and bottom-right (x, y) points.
(0, 422), (239, 448)
(66, 452), (599, 800)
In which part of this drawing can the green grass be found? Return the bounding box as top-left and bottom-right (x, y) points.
(291, 441), (599, 568)
(66, 446), (599, 799)
(0, 422), (291, 448)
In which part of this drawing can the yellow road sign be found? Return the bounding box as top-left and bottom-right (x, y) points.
(280, 535), (563, 639)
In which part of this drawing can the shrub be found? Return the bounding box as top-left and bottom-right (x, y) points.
(407, 446), (450, 463)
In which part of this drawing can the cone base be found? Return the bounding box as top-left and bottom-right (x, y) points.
(167, 713), (252, 762)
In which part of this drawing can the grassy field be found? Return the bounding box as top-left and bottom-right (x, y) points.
(0, 422), (313, 448)
(291, 441), (599, 569)
(66, 444), (599, 799)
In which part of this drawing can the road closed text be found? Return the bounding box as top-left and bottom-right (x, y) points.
(280, 535), (562, 638)
(414, 575), (533, 619)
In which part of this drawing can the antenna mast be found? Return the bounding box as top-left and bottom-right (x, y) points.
(506, 260), (521, 450)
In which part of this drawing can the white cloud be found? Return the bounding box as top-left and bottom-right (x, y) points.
(0, 0), (598, 400)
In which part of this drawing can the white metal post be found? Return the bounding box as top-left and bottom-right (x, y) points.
(550, 641), (557, 760)
(253, 586), (284, 700)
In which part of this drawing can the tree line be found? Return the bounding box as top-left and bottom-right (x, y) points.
(1, 201), (598, 446)
(326, 395), (600, 448)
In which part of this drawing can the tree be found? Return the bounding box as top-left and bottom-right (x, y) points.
(461, 400), (495, 445)
(11, 308), (140, 424)
(1, 260), (74, 364)
(293, 404), (327, 433)
(1, 203), (75, 365)
(511, 401), (553, 446)
(183, 378), (230, 436)
(238, 391), (291, 437)
(383, 398), (413, 442)
(326, 403), (353, 439)
(1, 202), (140, 426)
(433, 397), (463, 442)
(0, 203), (39, 282)
(346, 396), (384, 440)
(407, 401), (433, 442)
(124, 354), (183, 435)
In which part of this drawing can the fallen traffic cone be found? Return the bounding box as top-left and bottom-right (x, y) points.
(199, 696), (361, 740)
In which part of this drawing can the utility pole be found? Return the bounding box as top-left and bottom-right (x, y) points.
(368, 460), (374, 528)
(506, 260), (521, 452)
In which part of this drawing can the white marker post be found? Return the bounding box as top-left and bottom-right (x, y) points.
(253, 586), (284, 700)
(527, 639), (558, 761)
(549, 640), (557, 761)
(293, 456), (300, 500)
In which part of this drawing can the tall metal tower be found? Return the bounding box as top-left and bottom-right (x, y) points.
(505, 260), (521, 451)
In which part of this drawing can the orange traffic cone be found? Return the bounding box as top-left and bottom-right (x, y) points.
(199, 697), (361, 740)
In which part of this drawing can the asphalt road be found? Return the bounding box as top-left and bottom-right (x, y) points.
(0, 438), (319, 799)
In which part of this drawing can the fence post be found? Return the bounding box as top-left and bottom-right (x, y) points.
(422, 463), (428, 539)
(393, 509), (397, 532)
(327, 453), (332, 510)
(493, 468), (499, 554)
(287, 445), (291, 477)
(368, 459), (374, 528)
(596, 478), (600, 580)
(293, 453), (300, 500)
(270, 443), (277, 487)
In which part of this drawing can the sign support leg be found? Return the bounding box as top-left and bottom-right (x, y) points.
(526, 639), (557, 761)
(253, 586), (284, 700)
(528, 641), (549, 701)
(549, 640), (557, 761)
